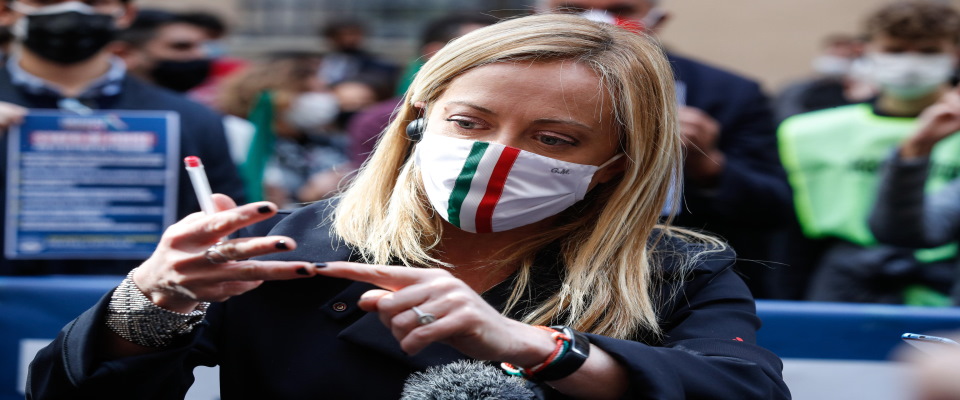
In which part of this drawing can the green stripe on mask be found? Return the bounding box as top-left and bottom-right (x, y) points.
(447, 141), (489, 227)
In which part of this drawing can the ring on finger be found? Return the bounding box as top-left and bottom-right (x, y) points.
(411, 306), (437, 325)
(204, 242), (231, 264)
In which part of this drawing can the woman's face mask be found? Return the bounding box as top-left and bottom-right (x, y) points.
(415, 133), (621, 233)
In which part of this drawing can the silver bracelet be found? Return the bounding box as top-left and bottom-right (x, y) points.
(105, 268), (210, 348)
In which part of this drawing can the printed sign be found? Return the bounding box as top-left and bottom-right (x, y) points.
(4, 110), (179, 259)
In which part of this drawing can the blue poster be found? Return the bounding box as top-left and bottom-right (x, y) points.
(4, 110), (179, 259)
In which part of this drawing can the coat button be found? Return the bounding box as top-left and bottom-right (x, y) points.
(332, 302), (348, 312)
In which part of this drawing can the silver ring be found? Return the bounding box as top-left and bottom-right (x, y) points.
(204, 242), (231, 264)
(411, 306), (437, 325)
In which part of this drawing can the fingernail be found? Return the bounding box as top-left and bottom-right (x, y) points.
(275, 240), (289, 250)
(296, 267), (310, 276)
(258, 205), (272, 214)
(315, 262), (327, 269)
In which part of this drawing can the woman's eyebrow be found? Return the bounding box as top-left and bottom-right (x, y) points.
(446, 101), (496, 115)
(532, 118), (593, 131)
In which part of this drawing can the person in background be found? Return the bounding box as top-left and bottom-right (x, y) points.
(318, 18), (399, 94)
(539, 0), (793, 299)
(393, 13), (499, 97)
(780, 0), (960, 304)
(0, 0), (245, 275)
(28, 15), (789, 399)
(115, 10), (212, 93)
(219, 53), (348, 208)
(348, 12), (497, 168)
(113, 9), (255, 166)
(869, 85), (960, 304)
(329, 73), (392, 131)
(774, 34), (870, 123)
(178, 10), (248, 109)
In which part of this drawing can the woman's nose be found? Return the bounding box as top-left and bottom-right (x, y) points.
(483, 129), (524, 149)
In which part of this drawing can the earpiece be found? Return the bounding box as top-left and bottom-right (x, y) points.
(405, 118), (426, 142)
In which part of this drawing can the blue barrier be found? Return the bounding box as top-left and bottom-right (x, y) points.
(0, 275), (122, 400)
(2, 276), (960, 399)
(757, 300), (960, 360)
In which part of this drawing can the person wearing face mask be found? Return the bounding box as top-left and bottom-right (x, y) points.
(115, 10), (214, 93)
(27, 15), (790, 399)
(0, 0), (245, 275)
(773, 34), (869, 124)
(779, 1), (960, 304)
(539, 0), (793, 300)
(219, 53), (349, 208)
(112, 9), (256, 167)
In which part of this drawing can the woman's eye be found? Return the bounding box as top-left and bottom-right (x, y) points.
(538, 135), (575, 146)
(447, 118), (479, 129)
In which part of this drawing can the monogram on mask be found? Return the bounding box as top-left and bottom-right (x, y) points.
(414, 134), (621, 233)
(12, 2), (119, 65)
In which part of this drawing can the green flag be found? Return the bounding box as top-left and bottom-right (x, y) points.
(238, 91), (276, 202)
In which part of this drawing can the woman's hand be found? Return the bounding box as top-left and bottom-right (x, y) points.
(314, 261), (556, 366)
(132, 194), (317, 313)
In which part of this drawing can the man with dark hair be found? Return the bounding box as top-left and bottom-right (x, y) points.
(0, 0), (245, 275)
(114, 9), (212, 93)
(781, 0), (960, 304)
(539, 0), (793, 299)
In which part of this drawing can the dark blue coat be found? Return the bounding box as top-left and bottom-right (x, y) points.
(0, 69), (245, 275)
(668, 54), (792, 296)
(27, 201), (790, 399)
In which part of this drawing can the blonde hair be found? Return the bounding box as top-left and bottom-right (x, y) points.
(333, 14), (723, 340)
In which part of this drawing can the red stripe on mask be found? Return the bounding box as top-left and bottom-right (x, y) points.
(474, 147), (521, 233)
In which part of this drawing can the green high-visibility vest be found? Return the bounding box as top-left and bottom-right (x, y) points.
(778, 103), (960, 262)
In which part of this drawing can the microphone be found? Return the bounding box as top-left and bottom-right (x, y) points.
(400, 359), (542, 400)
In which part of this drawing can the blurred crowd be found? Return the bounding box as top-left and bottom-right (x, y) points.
(2, 0), (960, 319)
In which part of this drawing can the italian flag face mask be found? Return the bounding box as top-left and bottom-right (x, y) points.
(414, 134), (622, 233)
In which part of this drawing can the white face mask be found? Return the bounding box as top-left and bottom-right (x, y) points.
(414, 133), (621, 233)
(284, 92), (340, 133)
(860, 52), (956, 99)
(812, 55), (853, 78)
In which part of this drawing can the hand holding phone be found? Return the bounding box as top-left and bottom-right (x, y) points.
(902, 333), (960, 354)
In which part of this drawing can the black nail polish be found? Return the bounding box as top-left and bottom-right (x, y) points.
(258, 205), (272, 214)
(275, 240), (289, 250)
(315, 262), (327, 269)
(296, 267), (309, 276)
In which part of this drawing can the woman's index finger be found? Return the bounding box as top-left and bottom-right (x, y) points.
(315, 261), (428, 291)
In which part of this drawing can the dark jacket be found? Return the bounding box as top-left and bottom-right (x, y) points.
(28, 201), (790, 399)
(0, 68), (245, 275)
(869, 153), (960, 303)
(667, 54), (792, 298)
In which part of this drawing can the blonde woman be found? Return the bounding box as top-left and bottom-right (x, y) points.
(29, 14), (789, 399)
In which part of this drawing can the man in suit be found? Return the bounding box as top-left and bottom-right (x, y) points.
(0, 0), (245, 275)
(540, 0), (793, 298)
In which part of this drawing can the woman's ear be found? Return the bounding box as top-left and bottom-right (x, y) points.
(413, 101), (427, 114)
(595, 156), (627, 184)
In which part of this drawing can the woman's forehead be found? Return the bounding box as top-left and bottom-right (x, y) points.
(438, 61), (610, 114)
